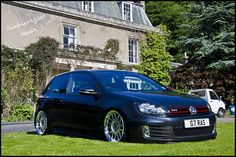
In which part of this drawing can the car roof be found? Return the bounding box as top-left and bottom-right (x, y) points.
(52, 69), (132, 78)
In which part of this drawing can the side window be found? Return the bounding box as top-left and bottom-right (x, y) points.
(67, 73), (97, 94)
(209, 91), (218, 100)
(47, 74), (70, 94)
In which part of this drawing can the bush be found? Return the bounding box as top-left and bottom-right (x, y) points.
(6, 103), (34, 122)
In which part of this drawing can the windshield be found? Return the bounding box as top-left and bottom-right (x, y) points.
(93, 71), (167, 92)
(190, 91), (206, 98)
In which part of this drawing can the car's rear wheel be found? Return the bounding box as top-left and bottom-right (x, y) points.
(103, 110), (127, 142)
(35, 110), (49, 135)
(217, 108), (225, 117)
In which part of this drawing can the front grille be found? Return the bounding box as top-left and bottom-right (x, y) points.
(146, 122), (215, 141)
(149, 125), (172, 140)
(173, 125), (214, 137)
(168, 106), (209, 116)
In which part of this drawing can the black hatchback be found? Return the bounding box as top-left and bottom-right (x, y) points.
(34, 70), (217, 142)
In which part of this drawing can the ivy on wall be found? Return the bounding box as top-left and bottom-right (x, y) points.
(59, 39), (119, 61)
(26, 37), (59, 100)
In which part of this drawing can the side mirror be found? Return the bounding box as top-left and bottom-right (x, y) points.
(79, 88), (98, 96)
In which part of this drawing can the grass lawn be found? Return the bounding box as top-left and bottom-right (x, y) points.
(1, 122), (235, 156)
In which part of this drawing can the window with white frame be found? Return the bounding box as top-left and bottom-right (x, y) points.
(81, 1), (94, 12)
(128, 38), (138, 63)
(122, 2), (133, 21)
(63, 25), (76, 49)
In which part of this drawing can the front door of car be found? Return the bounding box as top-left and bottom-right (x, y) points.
(60, 72), (103, 133)
(208, 91), (222, 114)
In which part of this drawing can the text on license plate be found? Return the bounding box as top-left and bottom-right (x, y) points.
(184, 118), (210, 128)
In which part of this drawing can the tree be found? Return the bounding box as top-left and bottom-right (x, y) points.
(179, 1), (235, 73)
(137, 24), (173, 85)
(145, 1), (193, 62)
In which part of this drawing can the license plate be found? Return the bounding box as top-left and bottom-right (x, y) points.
(184, 118), (210, 128)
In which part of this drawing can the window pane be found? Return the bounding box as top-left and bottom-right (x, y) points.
(64, 27), (69, 35)
(210, 91), (218, 100)
(49, 74), (70, 94)
(128, 38), (138, 63)
(68, 73), (97, 94)
(63, 37), (68, 46)
(69, 27), (75, 36)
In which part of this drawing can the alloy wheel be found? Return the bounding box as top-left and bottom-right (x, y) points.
(103, 110), (125, 142)
(35, 111), (48, 135)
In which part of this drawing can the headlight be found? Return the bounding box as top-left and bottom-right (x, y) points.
(137, 103), (169, 115)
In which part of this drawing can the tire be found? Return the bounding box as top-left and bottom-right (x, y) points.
(217, 108), (225, 117)
(35, 110), (50, 135)
(103, 110), (127, 142)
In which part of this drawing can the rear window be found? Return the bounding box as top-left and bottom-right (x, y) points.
(46, 74), (70, 94)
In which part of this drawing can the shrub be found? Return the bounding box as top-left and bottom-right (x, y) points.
(6, 103), (34, 122)
(1, 45), (35, 118)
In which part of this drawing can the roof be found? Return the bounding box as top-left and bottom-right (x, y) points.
(9, 1), (160, 33)
(48, 1), (153, 27)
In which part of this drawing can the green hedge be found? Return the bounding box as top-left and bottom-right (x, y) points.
(5, 103), (34, 122)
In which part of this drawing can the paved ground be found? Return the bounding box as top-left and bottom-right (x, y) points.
(1, 121), (35, 133)
(1, 117), (235, 133)
(217, 117), (235, 123)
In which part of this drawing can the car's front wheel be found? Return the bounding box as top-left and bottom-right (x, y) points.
(35, 110), (49, 135)
(217, 108), (225, 117)
(103, 110), (127, 142)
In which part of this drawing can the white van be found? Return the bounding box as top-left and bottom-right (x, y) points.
(188, 88), (226, 117)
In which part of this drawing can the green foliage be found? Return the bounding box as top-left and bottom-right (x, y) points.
(146, 1), (193, 60)
(103, 39), (119, 59)
(179, 1), (235, 73)
(137, 25), (173, 85)
(1, 88), (7, 114)
(1, 37), (59, 121)
(6, 103), (34, 122)
(1, 45), (30, 70)
(60, 39), (119, 61)
(1, 45), (34, 118)
(26, 37), (59, 97)
(27, 37), (59, 72)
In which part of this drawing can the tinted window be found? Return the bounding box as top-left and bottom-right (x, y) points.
(93, 71), (167, 92)
(209, 91), (219, 100)
(67, 73), (97, 94)
(47, 74), (70, 94)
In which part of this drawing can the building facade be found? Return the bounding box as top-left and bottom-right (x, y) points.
(1, 1), (160, 75)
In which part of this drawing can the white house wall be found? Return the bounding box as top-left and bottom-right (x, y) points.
(1, 2), (147, 65)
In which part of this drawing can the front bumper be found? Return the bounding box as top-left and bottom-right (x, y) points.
(128, 113), (217, 143)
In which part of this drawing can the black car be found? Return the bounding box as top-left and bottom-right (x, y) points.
(34, 70), (217, 142)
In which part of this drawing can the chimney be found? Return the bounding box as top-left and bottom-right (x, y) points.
(140, 1), (145, 10)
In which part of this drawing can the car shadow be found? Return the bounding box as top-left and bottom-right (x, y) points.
(26, 129), (102, 141)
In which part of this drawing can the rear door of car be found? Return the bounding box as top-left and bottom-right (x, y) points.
(43, 73), (70, 128)
(61, 72), (103, 133)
